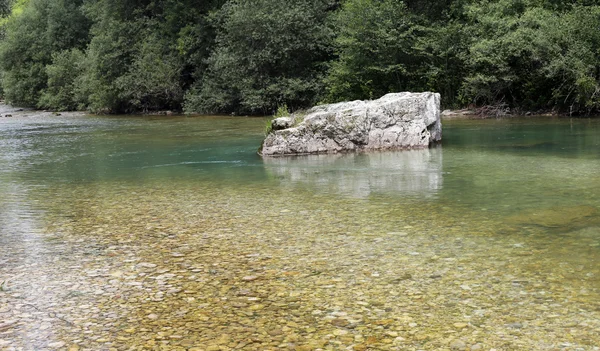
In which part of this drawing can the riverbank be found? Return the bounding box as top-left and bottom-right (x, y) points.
(441, 107), (561, 120)
(0, 100), (582, 121)
(0, 102), (86, 119)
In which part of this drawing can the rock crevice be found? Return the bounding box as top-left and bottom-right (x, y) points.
(260, 92), (441, 156)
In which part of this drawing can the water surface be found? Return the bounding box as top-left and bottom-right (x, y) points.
(1, 112), (599, 350)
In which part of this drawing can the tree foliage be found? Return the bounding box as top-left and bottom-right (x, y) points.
(185, 0), (335, 115)
(0, 0), (600, 114)
(459, 1), (600, 111)
(73, 0), (223, 113)
(0, 0), (89, 107)
(325, 0), (423, 101)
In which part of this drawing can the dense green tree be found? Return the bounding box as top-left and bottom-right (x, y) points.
(460, 1), (600, 112)
(38, 49), (86, 110)
(0, 0), (89, 107)
(416, 21), (468, 107)
(77, 14), (148, 112)
(77, 0), (222, 113)
(544, 6), (600, 112)
(325, 0), (423, 102)
(115, 30), (183, 112)
(326, 0), (600, 112)
(0, 0), (13, 96)
(325, 0), (468, 106)
(0, 0), (12, 18)
(460, 1), (556, 107)
(1, 0), (599, 114)
(185, 0), (335, 115)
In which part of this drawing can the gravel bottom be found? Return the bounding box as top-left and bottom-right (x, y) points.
(1, 181), (599, 351)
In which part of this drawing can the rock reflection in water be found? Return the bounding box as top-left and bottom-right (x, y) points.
(263, 147), (443, 198)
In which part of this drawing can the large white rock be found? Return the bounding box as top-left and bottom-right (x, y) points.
(260, 92), (441, 156)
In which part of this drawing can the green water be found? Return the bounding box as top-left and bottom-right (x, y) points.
(1, 113), (600, 350)
(3, 115), (598, 211)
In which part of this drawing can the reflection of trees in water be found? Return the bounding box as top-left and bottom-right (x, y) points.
(263, 148), (443, 198)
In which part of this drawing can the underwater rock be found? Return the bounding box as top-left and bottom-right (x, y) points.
(260, 92), (441, 156)
(506, 205), (599, 228)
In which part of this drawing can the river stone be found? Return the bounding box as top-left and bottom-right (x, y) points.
(271, 117), (293, 131)
(449, 339), (467, 350)
(260, 92), (441, 156)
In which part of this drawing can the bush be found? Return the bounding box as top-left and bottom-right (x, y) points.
(116, 31), (184, 112)
(185, 0), (335, 115)
(0, 0), (89, 107)
(325, 0), (425, 103)
(460, 1), (600, 112)
(39, 49), (86, 110)
(0, 0), (50, 106)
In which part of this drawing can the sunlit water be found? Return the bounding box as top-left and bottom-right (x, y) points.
(1, 112), (599, 350)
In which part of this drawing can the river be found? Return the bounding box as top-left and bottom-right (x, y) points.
(0, 110), (599, 350)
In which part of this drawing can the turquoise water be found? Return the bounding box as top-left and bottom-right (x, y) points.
(1, 113), (600, 350)
(2, 115), (598, 211)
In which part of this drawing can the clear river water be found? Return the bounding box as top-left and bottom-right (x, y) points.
(0, 112), (599, 350)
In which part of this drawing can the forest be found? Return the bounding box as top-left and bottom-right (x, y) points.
(0, 0), (599, 115)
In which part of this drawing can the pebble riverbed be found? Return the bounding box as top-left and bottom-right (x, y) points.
(1, 179), (600, 351)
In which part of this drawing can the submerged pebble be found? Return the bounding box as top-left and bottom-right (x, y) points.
(1, 180), (600, 350)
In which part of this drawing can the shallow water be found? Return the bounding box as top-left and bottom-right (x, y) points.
(1, 112), (600, 350)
